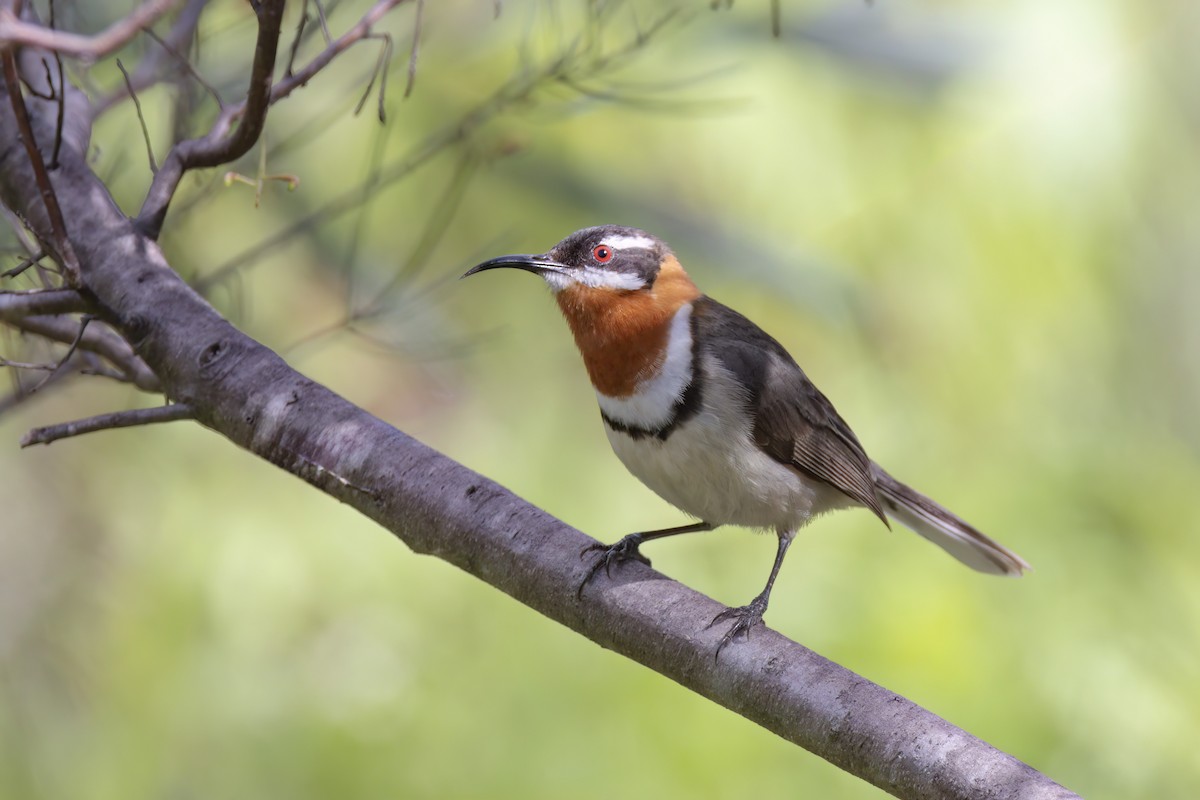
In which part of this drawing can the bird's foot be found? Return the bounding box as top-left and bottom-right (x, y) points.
(577, 534), (650, 598)
(708, 594), (770, 660)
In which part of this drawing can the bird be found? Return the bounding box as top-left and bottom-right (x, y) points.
(463, 225), (1029, 654)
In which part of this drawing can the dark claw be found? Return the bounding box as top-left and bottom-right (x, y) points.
(576, 534), (649, 598)
(708, 596), (769, 660)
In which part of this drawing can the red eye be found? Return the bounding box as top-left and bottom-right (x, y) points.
(592, 244), (613, 263)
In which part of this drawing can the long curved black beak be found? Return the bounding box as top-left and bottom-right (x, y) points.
(461, 253), (567, 279)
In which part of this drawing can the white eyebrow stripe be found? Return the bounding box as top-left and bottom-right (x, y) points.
(603, 234), (656, 250)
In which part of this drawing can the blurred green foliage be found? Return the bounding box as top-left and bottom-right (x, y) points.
(3, 0), (1199, 798)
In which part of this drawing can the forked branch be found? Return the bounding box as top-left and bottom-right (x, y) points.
(0, 0), (180, 60)
(137, 0), (409, 237)
(15, 315), (160, 390)
(137, 0), (287, 236)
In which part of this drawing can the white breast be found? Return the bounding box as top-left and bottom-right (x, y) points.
(595, 304), (694, 430)
(602, 352), (850, 533)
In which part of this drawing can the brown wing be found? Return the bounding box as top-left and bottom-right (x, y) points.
(752, 363), (887, 522)
(694, 297), (887, 522)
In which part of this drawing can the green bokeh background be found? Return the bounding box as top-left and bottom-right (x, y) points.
(3, 1), (1198, 797)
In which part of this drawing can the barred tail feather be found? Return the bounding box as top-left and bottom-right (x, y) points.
(871, 464), (1030, 576)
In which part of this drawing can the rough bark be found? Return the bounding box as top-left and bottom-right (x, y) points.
(0, 34), (1079, 800)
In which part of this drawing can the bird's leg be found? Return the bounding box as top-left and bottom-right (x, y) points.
(709, 531), (795, 658)
(577, 521), (714, 598)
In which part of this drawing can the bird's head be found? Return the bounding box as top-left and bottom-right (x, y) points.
(463, 225), (678, 291)
(463, 225), (700, 326)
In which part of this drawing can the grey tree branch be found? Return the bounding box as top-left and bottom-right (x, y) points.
(15, 314), (160, 390)
(0, 287), (86, 319)
(20, 402), (194, 446)
(137, 0), (286, 237)
(0, 41), (1081, 800)
(0, 0), (180, 60)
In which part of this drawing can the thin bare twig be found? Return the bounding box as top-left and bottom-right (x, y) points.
(136, 0), (287, 237)
(311, 0), (334, 45)
(0, 359), (71, 414)
(78, 352), (136, 383)
(45, 0), (65, 167)
(1, 47), (79, 281)
(373, 150), (477, 296)
(21, 57), (54, 99)
(15, 49), (69, 178)
(2, 251), (44, 279)
(0, 0), (181, 61)
(27, 312), (89, 391)
(16, 315), (160, 391)
(404, 0), (423, 98)
(352, 33), (392, 121)
(143, 26), (223, 110)
(283, 3), (310, 78)
(0, 354), (56, 369)
(50, 53), (65, 166)
(0, 287), (86, 319)
(284, 0), (343, 78)
(335, 111), (391, 304)
(20, 402), (195, 447)
(90, 0), (209, 118)
(116, 59), (158, 173)
(268, 0), (407, 108)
